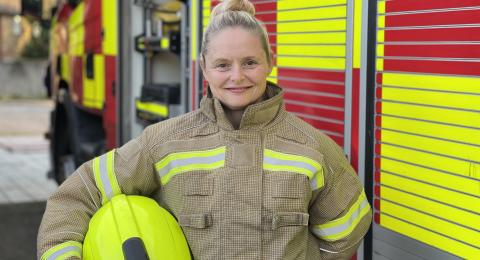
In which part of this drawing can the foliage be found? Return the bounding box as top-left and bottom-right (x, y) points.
(22, 19), (50, 59)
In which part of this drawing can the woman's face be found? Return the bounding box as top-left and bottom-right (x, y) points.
(202, 27), (272, 110)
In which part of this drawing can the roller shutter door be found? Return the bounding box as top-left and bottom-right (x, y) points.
(373, 1), (480, 259)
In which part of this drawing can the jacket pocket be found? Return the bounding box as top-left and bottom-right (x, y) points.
(178, 213), (213, 229)
(181, 175), (214, 216)
(265, 173), (311, 213)
(272, 212), (309, 229)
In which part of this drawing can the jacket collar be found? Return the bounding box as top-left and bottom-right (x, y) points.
(200, 82), (286, 131)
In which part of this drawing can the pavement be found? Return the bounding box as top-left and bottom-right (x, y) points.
(0, 99), (58, 260)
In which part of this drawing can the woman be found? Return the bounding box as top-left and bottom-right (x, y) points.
(38, 0), (372, 259)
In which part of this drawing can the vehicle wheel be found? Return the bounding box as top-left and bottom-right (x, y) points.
(50, 88), (105, 184)
(51, 89), (79, 184)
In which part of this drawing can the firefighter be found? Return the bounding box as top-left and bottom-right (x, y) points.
(38, 0), (372, 259)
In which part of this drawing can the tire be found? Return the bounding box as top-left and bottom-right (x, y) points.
(50, 89), (77, 184)
(50, 88), (106, 184)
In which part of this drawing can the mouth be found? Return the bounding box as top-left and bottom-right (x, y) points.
(225, 86), (252, 94)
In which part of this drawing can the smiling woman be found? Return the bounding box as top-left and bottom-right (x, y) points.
(200, 0), (274, 128)
(201, 27), (272, 117)
(37, 0), (371, 259)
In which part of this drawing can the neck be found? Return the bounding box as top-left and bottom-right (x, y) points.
(224, 107), (244, 130)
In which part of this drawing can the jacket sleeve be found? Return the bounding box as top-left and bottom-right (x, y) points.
(37, 127), (159, 260)
(308, 135), (372, 260)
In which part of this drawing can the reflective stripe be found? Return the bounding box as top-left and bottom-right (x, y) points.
(41, 241), (82, 260)
(263, 149), (324, 190)
(161, 38), (170, 49)
(93, 150), (122, 205)
(135, 100), (169, 118)
(155, 146), (226, 185)
(311, 190), (371, 241)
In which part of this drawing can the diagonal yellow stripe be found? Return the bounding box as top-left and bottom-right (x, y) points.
(92, 156), (108, 205)
(106, 150), (122, 198)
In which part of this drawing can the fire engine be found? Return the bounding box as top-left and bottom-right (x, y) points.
(47, 0), (480, 259)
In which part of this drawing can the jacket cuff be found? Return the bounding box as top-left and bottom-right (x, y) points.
(40, 241), (82, 260)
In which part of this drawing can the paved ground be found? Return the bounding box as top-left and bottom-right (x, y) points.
(0, 99), (58, 259)
(0, 99), (52, 136)
(0, 137), (57, 203)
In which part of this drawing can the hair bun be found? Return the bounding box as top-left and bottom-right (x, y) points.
(211, 0), (255, 17)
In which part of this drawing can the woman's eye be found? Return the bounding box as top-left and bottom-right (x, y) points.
(244, 60), (258, 67)
(215, 63), (230, 71)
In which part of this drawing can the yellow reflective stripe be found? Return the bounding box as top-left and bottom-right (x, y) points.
(190, 0), (197, 60)
(380, 214), (480, 259)
(353, 0), (362, 68)
(102, 0), (117, 55)
(382, 87), (480, 111)
(382, 157), (480, 198)
(263, 149), (324, 189)
(382, 199), (480, 250)
(60, 54), (70, 84)
(277, 56), (345, 70)
(68, 3), (84, 56)
(382, 143), (479, 182)
(93, 150), (122, 205)
(278, 5), (346, 22)
(382, 72), (480, 94)
(277, 32), (346, 45)
(135, 100), (169, 118)
(267, 66), (278, 84)
(278, 45), (345, 57)
(155, 146), (226, 185)
(83, 55), (105, 110)
(94, 55), (105, 108)
(277, 19), (346, 33)
(381, 170), (480, 214)
(278, 0), (346, 10)
(382, 129), (480, 165)
(161, 38), (170, 49)
(382, 116), (480, 147)
(380, 188), (480, 247)
(41, 241), (82, 260)
(382, 102), (480, 129)
(312, 190), (370, 241)
(376, 1), (385, 71)
(202, 0), (210, 29)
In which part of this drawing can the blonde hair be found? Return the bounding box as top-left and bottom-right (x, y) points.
(200, 0), (272, 66)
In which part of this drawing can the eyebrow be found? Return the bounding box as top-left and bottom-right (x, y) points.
(212, 56), (259, 63)
(212, 58), (230, 64)
(243, 56), (259, 60)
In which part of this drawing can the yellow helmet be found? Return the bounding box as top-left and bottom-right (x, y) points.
(83, 194), (191, 260)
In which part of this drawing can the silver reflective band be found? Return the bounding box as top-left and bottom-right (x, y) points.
(157, 153), (225, 178)
(46, 246), (81, 260)
(98, 153), (114, 200)
(312, 199), (369, 238)
(310, 175), (321, 190)
(264, 156), (318, 177)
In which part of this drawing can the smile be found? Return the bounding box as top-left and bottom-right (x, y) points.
(225, 86), (252, 93)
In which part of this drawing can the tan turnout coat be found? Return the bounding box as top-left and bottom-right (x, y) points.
(38, 83), (372, 260)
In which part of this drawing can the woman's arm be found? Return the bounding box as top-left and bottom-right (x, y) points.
(37, 128), (159, 259)
(308, 136), (372, 259)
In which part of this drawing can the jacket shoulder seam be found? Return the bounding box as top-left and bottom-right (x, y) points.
(286, 115), (319, 145)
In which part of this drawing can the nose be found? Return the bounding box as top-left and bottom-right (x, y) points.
(229, 64), (244, 83)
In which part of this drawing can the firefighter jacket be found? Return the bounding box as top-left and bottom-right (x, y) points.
(38, 83), (372, 260)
